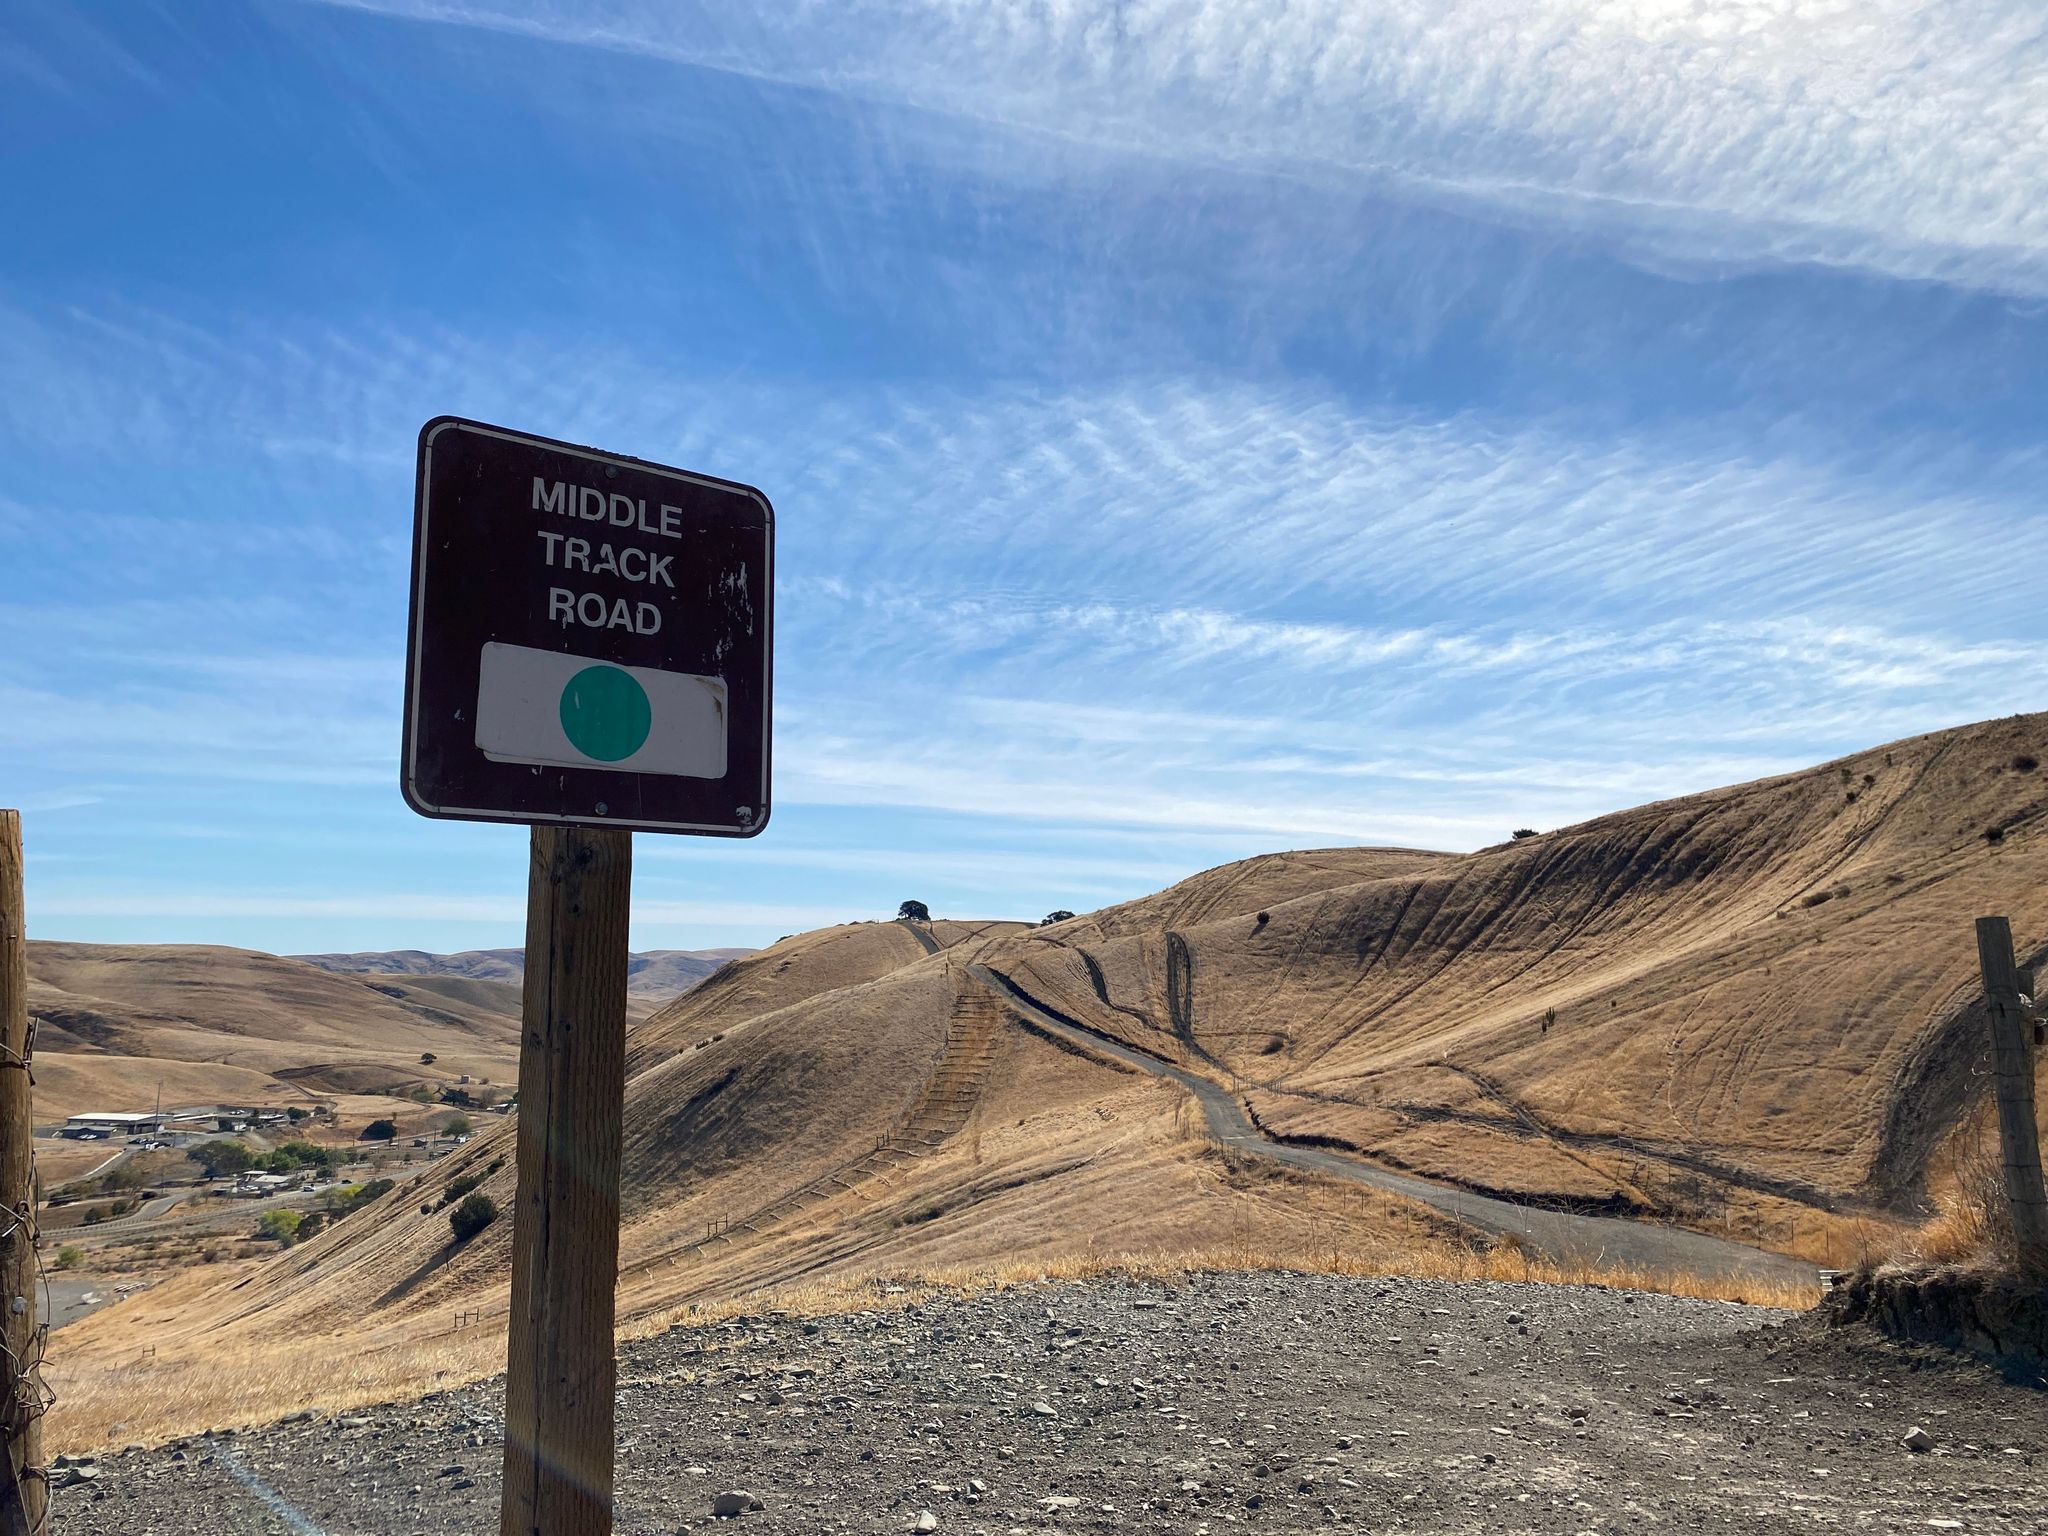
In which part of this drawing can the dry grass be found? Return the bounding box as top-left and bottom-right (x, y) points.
(1907, 1140), (2018, 1270)
(873, 1234), (1820, 1310)
(44, 1263), (507, 1453)
(49, 1327), (508, 1454)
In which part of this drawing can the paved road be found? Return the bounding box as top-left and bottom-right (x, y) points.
(973, 963), (1817, 1290)
(44, 1275), (129, 1331)
(96, 1188), (197, 1227)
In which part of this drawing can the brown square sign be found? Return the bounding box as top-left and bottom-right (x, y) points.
(402, 417), (772, 836)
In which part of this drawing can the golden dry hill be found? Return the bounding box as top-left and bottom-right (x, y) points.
(26, 943), (528, 1122)
(45, 712), (2048, 1445)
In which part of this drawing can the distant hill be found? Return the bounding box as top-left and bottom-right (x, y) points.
(26, 941), (749, 1125)
(294, 947), (752, 1004)
(24, 943), (527, 1120)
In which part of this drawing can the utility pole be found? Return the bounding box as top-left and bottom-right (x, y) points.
(1, 811), (47, 1535)
(500, 826), (632, 1536)
(1973, 916), (2048, 1272)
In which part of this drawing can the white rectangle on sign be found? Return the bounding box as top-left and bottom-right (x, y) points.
(475, 642), (728, 778)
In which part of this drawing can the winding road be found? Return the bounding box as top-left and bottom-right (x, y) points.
(972, 963), (1817, 1290)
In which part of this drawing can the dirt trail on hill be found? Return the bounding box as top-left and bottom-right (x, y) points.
(974, 964), (1815, 1290)
(898, 920), (942, 956)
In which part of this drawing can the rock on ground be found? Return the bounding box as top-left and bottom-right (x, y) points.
(49, 1270), (2048, 1534)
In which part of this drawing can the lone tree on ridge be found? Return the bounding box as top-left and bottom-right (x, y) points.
(897, 900), (931, 923)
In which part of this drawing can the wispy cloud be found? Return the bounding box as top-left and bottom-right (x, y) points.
(10, 3), (2036, 954)
(304, 0), (2048, 294)
(9, 301), (2041, 844)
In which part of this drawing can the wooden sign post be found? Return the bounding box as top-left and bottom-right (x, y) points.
(403, 418), (772, 1534)
(501, 827), (632, 1536)
(0, 811), (47, 1536)
(1973, 916), (2048, 1273)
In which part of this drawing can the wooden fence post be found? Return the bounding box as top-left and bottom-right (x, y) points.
(1973, 916), (2048, 1272)
(1, 811), (47, 1536)
(500, 826), (632, 1536)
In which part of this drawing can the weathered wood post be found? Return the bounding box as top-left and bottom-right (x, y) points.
(501, 826), (632, 1536)
(1973, 916), (2048, 1272)
(0, 811), (47, 1536)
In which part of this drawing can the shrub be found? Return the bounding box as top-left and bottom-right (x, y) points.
(361, 1119), (398, 1141)
(436, 1170), (489, 1211)
(448, 1193), (498, 1243)
(420, 1052), (437, 1065)
(327, 1178), (395, 1218)
(1984, 825), (2006, 844)
(443, 1114), (473, 1137)
(1040, 910), (1075, 927)
(261, 1140), (332, 1173)
(1912, 1141), (2015, 1269)
(258, 1210), (303, 1245)
(2013, 754), (2038, 773)
(54, 1246), (83, 1271)
(1511, 828), (1539, 840)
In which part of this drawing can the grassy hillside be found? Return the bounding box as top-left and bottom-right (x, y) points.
(45, 713), (2048, 1445)
(993, 712), (2047, 1216)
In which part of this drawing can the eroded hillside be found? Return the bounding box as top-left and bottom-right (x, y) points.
(990, 714), (2048, 1219)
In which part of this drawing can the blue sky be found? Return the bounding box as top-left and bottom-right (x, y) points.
(4, 1), (2045, 955)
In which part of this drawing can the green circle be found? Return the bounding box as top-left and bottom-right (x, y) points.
(559, 665), (651, 762)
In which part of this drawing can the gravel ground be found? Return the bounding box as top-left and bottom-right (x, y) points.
(53, 1271), (2048, 1535)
